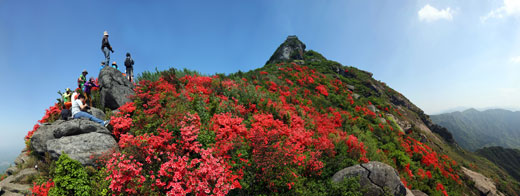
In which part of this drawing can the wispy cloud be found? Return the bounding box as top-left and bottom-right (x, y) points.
(510, 56), (520, 63)
(481, 0), (520, 22)
(418, 4), (454, 22)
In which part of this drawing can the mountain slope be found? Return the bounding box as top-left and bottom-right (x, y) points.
(4, 36), (520, 195)
(476, 146), (520, 182)
(430, 109), (520, 151)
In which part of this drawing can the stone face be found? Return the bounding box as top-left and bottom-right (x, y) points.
(46, 132), (117, 166)
(367, 104), (378, 113)
(99, 66), (135, 110)
(462, 167), (505, 196)
(0, 169), (37, 195)
(411, 190), (428, 196)
(266, 35), (306, 65)
(332, 161), (406, 196)
(88, 107), (106, 120)
(30, 119), (117, 166)
(31, 119), (111, 154)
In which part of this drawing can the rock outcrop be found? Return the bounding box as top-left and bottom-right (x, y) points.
(332, 161), (407, 196)
(88, 107), (106, 121)
(99, 66), (135, 110)
(266, 35), (306, 65)
(0, 168), (37, 196)
(462, 167), (505, 196)
(30, 119), (117, 165)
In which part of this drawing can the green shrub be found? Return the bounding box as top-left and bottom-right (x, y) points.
(49, 154), (91, 196)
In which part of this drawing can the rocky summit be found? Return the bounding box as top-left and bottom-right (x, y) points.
(2, 36), (519, 196)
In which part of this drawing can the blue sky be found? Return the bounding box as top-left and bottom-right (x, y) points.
(1, 0), (519, 163)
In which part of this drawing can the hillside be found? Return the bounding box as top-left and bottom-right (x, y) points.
(430, 109), (520, 151)
(476, 146), (520, 182)
(1, 36), (519, 196)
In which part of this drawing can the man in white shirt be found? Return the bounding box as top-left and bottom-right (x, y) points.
(71, 94), (110, 127)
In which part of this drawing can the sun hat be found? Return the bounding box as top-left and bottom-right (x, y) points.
(104, 31), (109, 36)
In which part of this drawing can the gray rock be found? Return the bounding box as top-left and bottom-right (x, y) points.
(266, 35), (306, 65)
(13, 152), (29, 167)
(332, 161), (406, 196)
(4, 166), (17, 176)
(30, 122), (57, 155)
(347, 85), (355, 91)
(99, 66), (135, 110)
(10, 169), (37, 183)
(2, 191), (24, 196)
(411, 190), (428, 196)
(352, 93), (360, 99)
(0, 183), (30, 195)
(88, 107), (106, 120)
(0, 169), (36, 195)
(367, 104), (378, 113)
(46, 132), (117, 166)
(31, 119), (111, 154)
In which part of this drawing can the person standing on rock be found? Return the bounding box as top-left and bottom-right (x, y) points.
(101, 31), (114, 66)
(77, 70), (88, 89)
(124, 52), (134, 82)
(62, 88), (72, 109)
(71, 94), (109, 127)
(84, 77), (99, 107)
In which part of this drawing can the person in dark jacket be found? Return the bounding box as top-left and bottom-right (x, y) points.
(84, 77), (99, 107)
(101, 31), (114, 66)
(124, 52), (135, 82)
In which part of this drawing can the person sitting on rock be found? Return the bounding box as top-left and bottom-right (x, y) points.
(124, 52), (134, 82)
(101, 31), (114, 66)
(83, 77), (99, 107)
(78, 70), (88, 89)
(62, 88), (72, 109)
(71, 94), (109, 127)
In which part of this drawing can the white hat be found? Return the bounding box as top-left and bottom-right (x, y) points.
(104, 31), (109, 36)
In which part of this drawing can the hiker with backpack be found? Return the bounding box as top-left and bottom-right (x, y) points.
(84, 77), (99, 107)
(71, 94), (109, 126)
(78, 70), (88, 89)
(101, 31), (114, 66)
(124, 52), (134, 82)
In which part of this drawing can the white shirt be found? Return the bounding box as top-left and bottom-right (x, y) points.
(71, 99), (83, 117)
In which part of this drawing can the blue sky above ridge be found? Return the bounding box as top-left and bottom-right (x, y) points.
(1, 0), (520, 162)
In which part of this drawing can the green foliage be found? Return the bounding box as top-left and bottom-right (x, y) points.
(49, 154), (91, 196)
(476, 146), (520, 181)
(137, 67), (162, 82)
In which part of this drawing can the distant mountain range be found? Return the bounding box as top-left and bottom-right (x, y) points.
(430, 108), (520, 151)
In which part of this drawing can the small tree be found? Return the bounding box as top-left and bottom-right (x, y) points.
(49, 154), (91, 196)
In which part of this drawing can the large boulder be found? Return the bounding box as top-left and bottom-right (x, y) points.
(47, 132), (117, 165)
(88, 107), (106, 120)
(99, 66), (134, 110)
(30, 119), (117, 166)
(266, 35), (306, 65)
(462, 167), (505, 196)
(332, 161), (406, 196)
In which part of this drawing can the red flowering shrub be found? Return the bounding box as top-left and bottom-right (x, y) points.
(315, 85), (328, 96)
(38, 103), (61, 124)
(31, 180), (54, 196)
(110, 114), (133, 139)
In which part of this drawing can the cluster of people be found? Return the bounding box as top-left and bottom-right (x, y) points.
(61, 69), (107, 126)
(59, 30), (136, 126)
(101, 31), (135, 82)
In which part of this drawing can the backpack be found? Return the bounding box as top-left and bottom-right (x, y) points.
(61, 109), (72, 120)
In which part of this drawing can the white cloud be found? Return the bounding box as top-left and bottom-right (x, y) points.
(418, 4), (454, 22)
(481, 0), (520, 22)
(510, 56), (520, 63)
